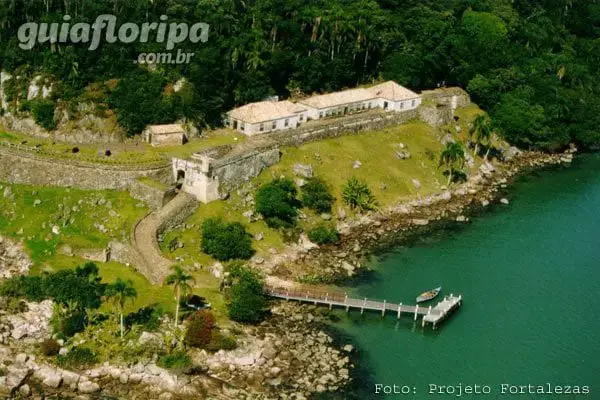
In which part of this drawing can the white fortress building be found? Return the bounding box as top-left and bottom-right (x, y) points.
(226, 80), (421, 136)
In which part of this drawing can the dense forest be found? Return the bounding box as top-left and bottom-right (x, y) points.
(0, 0), (599, 150)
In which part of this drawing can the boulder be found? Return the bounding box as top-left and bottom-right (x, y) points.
(139, 331), (163, 347)
(6, 365), (31, 390)
(78, 379), (100, 394)
(293, 164), (313, 178)
(395, 151), (411, 160)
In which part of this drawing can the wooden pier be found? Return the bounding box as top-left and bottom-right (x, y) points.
(264, 286), (462, 329)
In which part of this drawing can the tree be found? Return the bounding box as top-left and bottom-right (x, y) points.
(227, 266), (268, 323)
(307, 224), (339, 245)
(341, 177), (377, 212)
(106, 279), (137, 338)
(201, 218), (255, 261)
(438, 142), (466, 185)
(255, 178), (300, 227)
(165, 265), (195, 327)
(469, 114), (493, 158)
(301, 178), (335, 213)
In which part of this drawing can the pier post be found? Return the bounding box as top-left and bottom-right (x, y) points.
(361, 297), (366, 315)
(427, 306), (432, 315)
(422, 317), (426, 328)
(382, 300), (386, 317)
(413, 306), (418, 321)
(397, 303), (402, 319)
(345, 293), (349, 313)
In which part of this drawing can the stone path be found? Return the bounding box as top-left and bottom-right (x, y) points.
(133, 192), (198, 284)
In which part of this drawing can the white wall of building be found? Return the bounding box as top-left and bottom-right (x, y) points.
(228, 114), (301, 136)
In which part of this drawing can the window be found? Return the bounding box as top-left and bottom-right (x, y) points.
(368, 102), (371, 109)
(319, 111), (323, 119)
(272, 121), (277, 129)
(260, 123), (264, 132)
(284, 118), (289, 127)
(400, 102), (404, 109)
(412, 100), (416, 107)
(299, 114), (304, 122)
(240, 123), (245, 131)
(384, 101), (389, 110)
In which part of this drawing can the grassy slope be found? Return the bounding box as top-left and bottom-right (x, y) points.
(160, 108), (486, 277)
(0, 184), (175, 312)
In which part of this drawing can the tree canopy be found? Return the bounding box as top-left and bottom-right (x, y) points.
(0, 0), (598, 148)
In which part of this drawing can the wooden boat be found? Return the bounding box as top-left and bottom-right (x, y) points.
(416, 287), (441, 303)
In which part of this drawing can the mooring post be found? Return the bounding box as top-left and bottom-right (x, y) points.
(427, 305), (432, 315)
(413, 305), (418, 321)
(382, 300), (386, 317)
(361, 297), (366, 315)
(345, 293), (349, 312)
(422, 317), (426, 328)
(397, 303), (402, 319)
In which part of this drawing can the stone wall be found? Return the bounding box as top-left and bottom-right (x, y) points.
(421, 87), (470, 110)
(0, 146), (171, 190)
(266, 108), (419, 147)
(418, 103), (454, 127)
(129, 179), (177, 210)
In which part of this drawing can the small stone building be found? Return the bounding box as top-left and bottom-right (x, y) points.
(142, 124), (187, 147)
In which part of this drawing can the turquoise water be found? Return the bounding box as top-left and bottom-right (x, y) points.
(329, 155), (600, 399)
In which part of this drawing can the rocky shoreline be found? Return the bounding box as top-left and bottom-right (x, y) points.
(260, 147), (576, 284)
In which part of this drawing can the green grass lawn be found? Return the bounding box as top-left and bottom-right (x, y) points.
(159, 114), (487, 279)
(0, 183), (176, 313)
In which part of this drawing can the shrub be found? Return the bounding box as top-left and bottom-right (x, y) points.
(184, 310), (215, 348)
(29, 99), (57, 130)
(201, 218), (254, 261)
(205, 331), (237, 352)
(227, 266), (268, 323)
(157, 351), (191, 371)
(40, 339), (61, 356)
(301, 178), (335, 213)
(255, 179), (300, 228)
(43, 263), (106, 309)
(0, 275), (45, 302)
(57, 347), (98, 369)
(124, 305), (165, 331)
(57, 311), (87, 338)
(307, 224), (339, 245)
(341, 177), (377, 211)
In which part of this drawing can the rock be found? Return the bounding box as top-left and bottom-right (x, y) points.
(3, 186), (13, 199)
(139, 331), (163, 347)
(253, 256), (265, 265)
(295, 178), (306, 187)
(58, 245), (74, 256)
(342, 344), (353, 353)
(320, 213), (332, 221)
(254, 232), (264, 241)
(6, 365), (31, 390)
(293, 163), (313, 178)
(337, 207), (347, 220)
(158, 393), (173, 400)
(352, 160), (362, 169)
(78, 379), (100, 394)
(411, 219), (429, 226)
(456, 215), (468, 222)
(299, 234), (319, 251)
(62, 370), (81, 386)
(340, 261), (356, 277)
(395, 150), (411, 160)
(269, 366), (281, 376)
(15, 353), (28, 363)
(42, 370), (63, 388)
(505, 146), (522, 160)
(481, 200), (490, 207)
(242, 210), (254, 219)
(33, 199), (42, 206)
(19, 383), (31, 396)
(500, 198), (509, 205)
(52, 225), (61, 235)
(119, 373), (129, 384)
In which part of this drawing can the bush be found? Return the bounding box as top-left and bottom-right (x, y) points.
(205, 331), (237, 352)
(124, 305), (165, 331)
(57, 347), (98, 369)
(201, 218), (255, 261)
(301, 178), (335, 213)
(29, 99), (56, 130)
(157, 351), (191, 371)
(341, 177), (377, 211)
(0, 275), (45, 302)
(40, 339), (61, 356)
(184, 310), (215, 348)
(255, 178), (300, 228)
(307, 224), (339, 245)
(227, 266), (268, 323)
(57, 311), (87, 338)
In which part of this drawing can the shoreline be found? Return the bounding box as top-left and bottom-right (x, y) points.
(262, 148), (575, 287)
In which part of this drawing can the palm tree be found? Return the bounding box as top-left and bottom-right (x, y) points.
(469, 114), (492, 157)
(165, 265), (196, 327)
(106, 279), (137, 338)
(438, 142), (466, 186)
